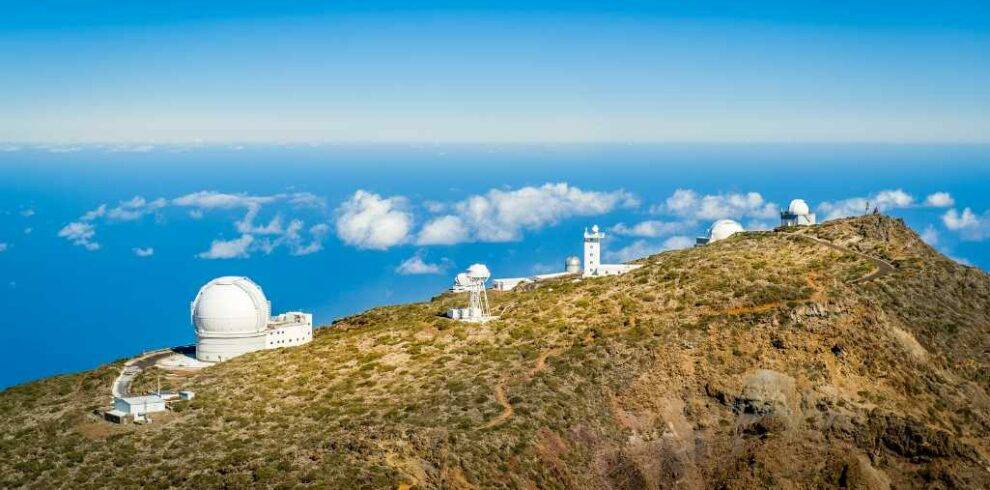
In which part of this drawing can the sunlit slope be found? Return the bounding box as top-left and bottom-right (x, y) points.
(2, 215), (989, 488)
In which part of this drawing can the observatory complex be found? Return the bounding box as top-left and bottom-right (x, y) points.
(696, 219), (745, 246)
(192, 276), (313, 362)
(780, 199), (817, 227)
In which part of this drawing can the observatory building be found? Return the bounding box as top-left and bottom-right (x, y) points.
(583, 225), (641, 277)
(696, 219), (745, 246)
(447, 264), (495, 322)
(780, 199), (816, 227)
(191, 276), (313, 363)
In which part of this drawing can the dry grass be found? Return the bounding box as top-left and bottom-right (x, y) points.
(1, 215), (989, 488)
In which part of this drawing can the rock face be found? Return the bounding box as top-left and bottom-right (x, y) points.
(1, 215), (989, 488)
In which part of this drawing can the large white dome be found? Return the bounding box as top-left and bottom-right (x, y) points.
(788, 199), (811, 216)
(192, 276), (269, 335)
(708, 219), (744, 242)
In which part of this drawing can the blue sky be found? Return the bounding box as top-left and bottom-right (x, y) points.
(1, 1), (988, 143)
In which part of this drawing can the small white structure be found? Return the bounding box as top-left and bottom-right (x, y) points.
(492, 277), (533, 291)
(696, 219), (745, 246)
(780, 199), (816, 227)
(583, 225), (641, 277)
(112, 395), (167, 417)
(192, 276), (312, 363)
(565, 256), (581, 274)
(447, 264), (495, 322)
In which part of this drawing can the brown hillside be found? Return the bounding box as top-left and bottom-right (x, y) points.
(1, 214), (989, 488)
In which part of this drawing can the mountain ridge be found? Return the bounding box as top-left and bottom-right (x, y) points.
(2, 214), (989, 488)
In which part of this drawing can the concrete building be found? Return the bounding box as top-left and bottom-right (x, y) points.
(192, 276), (312, 363)
(780, 199), (817, 227)
(110, 395), (167, 419)
(492, 277), (533, 291)
(696, 219), (745, 246)
(583, 225), (641, 277)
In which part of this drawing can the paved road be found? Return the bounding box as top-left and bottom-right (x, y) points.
(111, 349), (175, 398)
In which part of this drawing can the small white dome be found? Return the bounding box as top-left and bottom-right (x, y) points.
(192, 276), (269, 335)
(708, 219), (744, 242)
(788, 199), (811, 216)
(454, 272), (471, 287)
(565, 256), (581, 266)
(467, 263), (491, 281)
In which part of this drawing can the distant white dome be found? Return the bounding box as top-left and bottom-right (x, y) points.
(708, 219), (744, 242)
(565, 256), (581, 273)
(788, 199), (811, 216)
(467, 263), (491, 281)
(192, 276), (269, 335)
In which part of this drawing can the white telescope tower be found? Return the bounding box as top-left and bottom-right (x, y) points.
(447, 263), (495, 322)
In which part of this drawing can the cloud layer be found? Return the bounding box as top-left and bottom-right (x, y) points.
(416, 183), (637, 245)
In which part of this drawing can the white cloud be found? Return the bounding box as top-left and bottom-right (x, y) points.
(924, 192), (954, 208)
(653, 189), (777, 221)
(419, 183), (636, 245)
(81, 204), (107, 221)
(106, 196), (167, 221)
(612, 220), (687, 238)
(197, 234), (254, 259)
(132, 247), (154, 257)
(61, 190), (329, 257)
(58, 221), (100, 250)
(606, 235), (693, 262)
(0, 243), (7, 252)
(172, 191), (278, 210)
(19, 209), (34, 217)
(942, 207), (989, 240)
(395, 255), (446, 275)
(417, 215), (469, 245)
(817, 189), (915, 220)
(23, 228), (32, 235)
(335, 190), (413, 250)
(920, 226), (939, 246)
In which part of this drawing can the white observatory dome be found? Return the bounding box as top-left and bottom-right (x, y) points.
(788, 199), (811, 216)
(565, 255), (581, 273)
(192, 276), (270, 335)
(708, 219), (744, 243)
(467, 263), (491, 281)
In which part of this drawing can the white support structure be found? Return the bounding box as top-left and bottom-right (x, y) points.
(447, 264), (495, 322)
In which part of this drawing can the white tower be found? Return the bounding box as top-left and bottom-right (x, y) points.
(583, 225), (604, 277)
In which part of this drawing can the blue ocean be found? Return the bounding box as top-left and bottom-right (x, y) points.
(1, 144), (987, 389)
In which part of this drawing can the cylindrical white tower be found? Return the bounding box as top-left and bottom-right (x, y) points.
(191, 276), (270, 362)
(565, 256), (581, 274)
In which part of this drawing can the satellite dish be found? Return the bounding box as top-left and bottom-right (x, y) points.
(466, 263), (491, 281)
(454, 272), (471, 287)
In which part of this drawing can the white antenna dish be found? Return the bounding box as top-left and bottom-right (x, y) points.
(466, 263), (491, 281)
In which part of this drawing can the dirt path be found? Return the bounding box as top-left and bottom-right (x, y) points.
(785, 232), (896, 284)
(479, 347), (561, 430)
